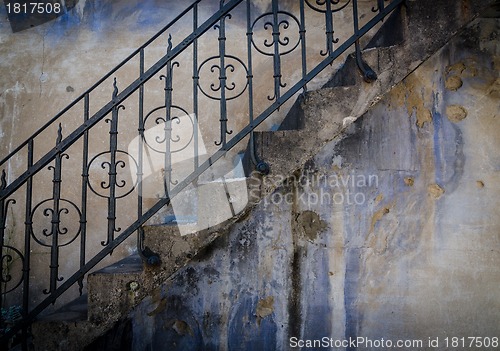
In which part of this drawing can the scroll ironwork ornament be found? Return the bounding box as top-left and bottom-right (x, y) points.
(372, 0), (386, 13)
(251, 11), (301, 57)
(0, 170), (23, 296)
(1, 246), (24, 294)
(304, 0), (352, 13)
(87, 80), (138, 200)
(142, 34), (195, 190)
(197, 55), (249, 101)
(28, 124), (83, 295)
(250, 1), (303, 101)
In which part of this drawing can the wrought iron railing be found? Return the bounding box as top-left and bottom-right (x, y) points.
(0, 0), (403, 346)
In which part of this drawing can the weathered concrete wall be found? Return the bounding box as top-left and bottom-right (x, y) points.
(122, 17), (500, 350)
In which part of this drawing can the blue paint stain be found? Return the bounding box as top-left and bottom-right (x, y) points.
(432, 101), (444, 186)
(432, 91), (465, 192)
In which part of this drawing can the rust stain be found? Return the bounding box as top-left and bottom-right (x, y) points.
(256, 296), (274, 323)
(389, 75), (433, 128)
(404, 177), (415, 187)
(375, 194), (384, 203)
(446, 62), (466, 75)
(370, 206), (390, 233)
(487, 78), (500, 99)
(445, 75), (463, 91)
(476, 180), (485, 188)
(428, 184), (445, 199)
(446, 105), (468, 123)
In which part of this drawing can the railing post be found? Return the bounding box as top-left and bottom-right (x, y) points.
(247, 0), (269, 174)
(215, 0), (232, 147)
(102, 79), (124, 249)
(45, 125), (65, 296)
(270, 0), (283, 102)
(162, 37), (175, 196)
(353, 0), (378, 82)
(78, 94), (90, 294)
(0, 171), (7, 309)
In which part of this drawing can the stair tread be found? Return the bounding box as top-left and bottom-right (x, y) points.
(36, 294), (88, 322)
(91, 254), (143, 275)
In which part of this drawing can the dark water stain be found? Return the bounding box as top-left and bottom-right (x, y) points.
(287, 247), (303, 341)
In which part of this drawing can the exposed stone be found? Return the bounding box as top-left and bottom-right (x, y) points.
(445, 75), (463, 91)
(428, 184), (445, 198)
(487, 77), (500, 98)
(446, 62), (466, 75)
(404, 177), (415, 186)
(295, 210), (327, 241)
(255, 296), (274, 320)
(446, 105), (468, 122)
(416, 108), (433, 128)
(370, 206), (391, 232)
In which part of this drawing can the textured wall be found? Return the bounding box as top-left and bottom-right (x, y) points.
(123, 17), (500, 350)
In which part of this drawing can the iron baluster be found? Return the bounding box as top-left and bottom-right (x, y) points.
(20, 149), (35, 351)
(78, 94), (90, 295)
(215, 1), (233, 147)
(137, 49), (145, 260)
(102, 79), (125, 248)
(193, 3), (199, 170)
(160, 37), (176, 195)
(353, 0), (377, 82)
(136, 49), (160, 266)
(247, 0), (269, 174)
(0, 171), (20, 309)
(299, 0), (308, 94)
(323, 0), (336, 56)
(29, 127), (82, 297)
(21, 140), (33, 348)
(270, 0), (284, 102)
(45, 125), (66, 295)
(0, 173), (5, 309)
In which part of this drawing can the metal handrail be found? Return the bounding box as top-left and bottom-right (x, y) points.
(0, 0), (404, 346)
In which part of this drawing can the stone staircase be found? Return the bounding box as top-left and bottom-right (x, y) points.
(29, 0), (496, 349)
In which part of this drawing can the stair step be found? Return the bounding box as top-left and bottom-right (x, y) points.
(87, 254), (143, 324)
(36, 294), (88, 323)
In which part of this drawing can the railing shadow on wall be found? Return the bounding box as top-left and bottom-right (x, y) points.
(0, 0), (404, 346)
